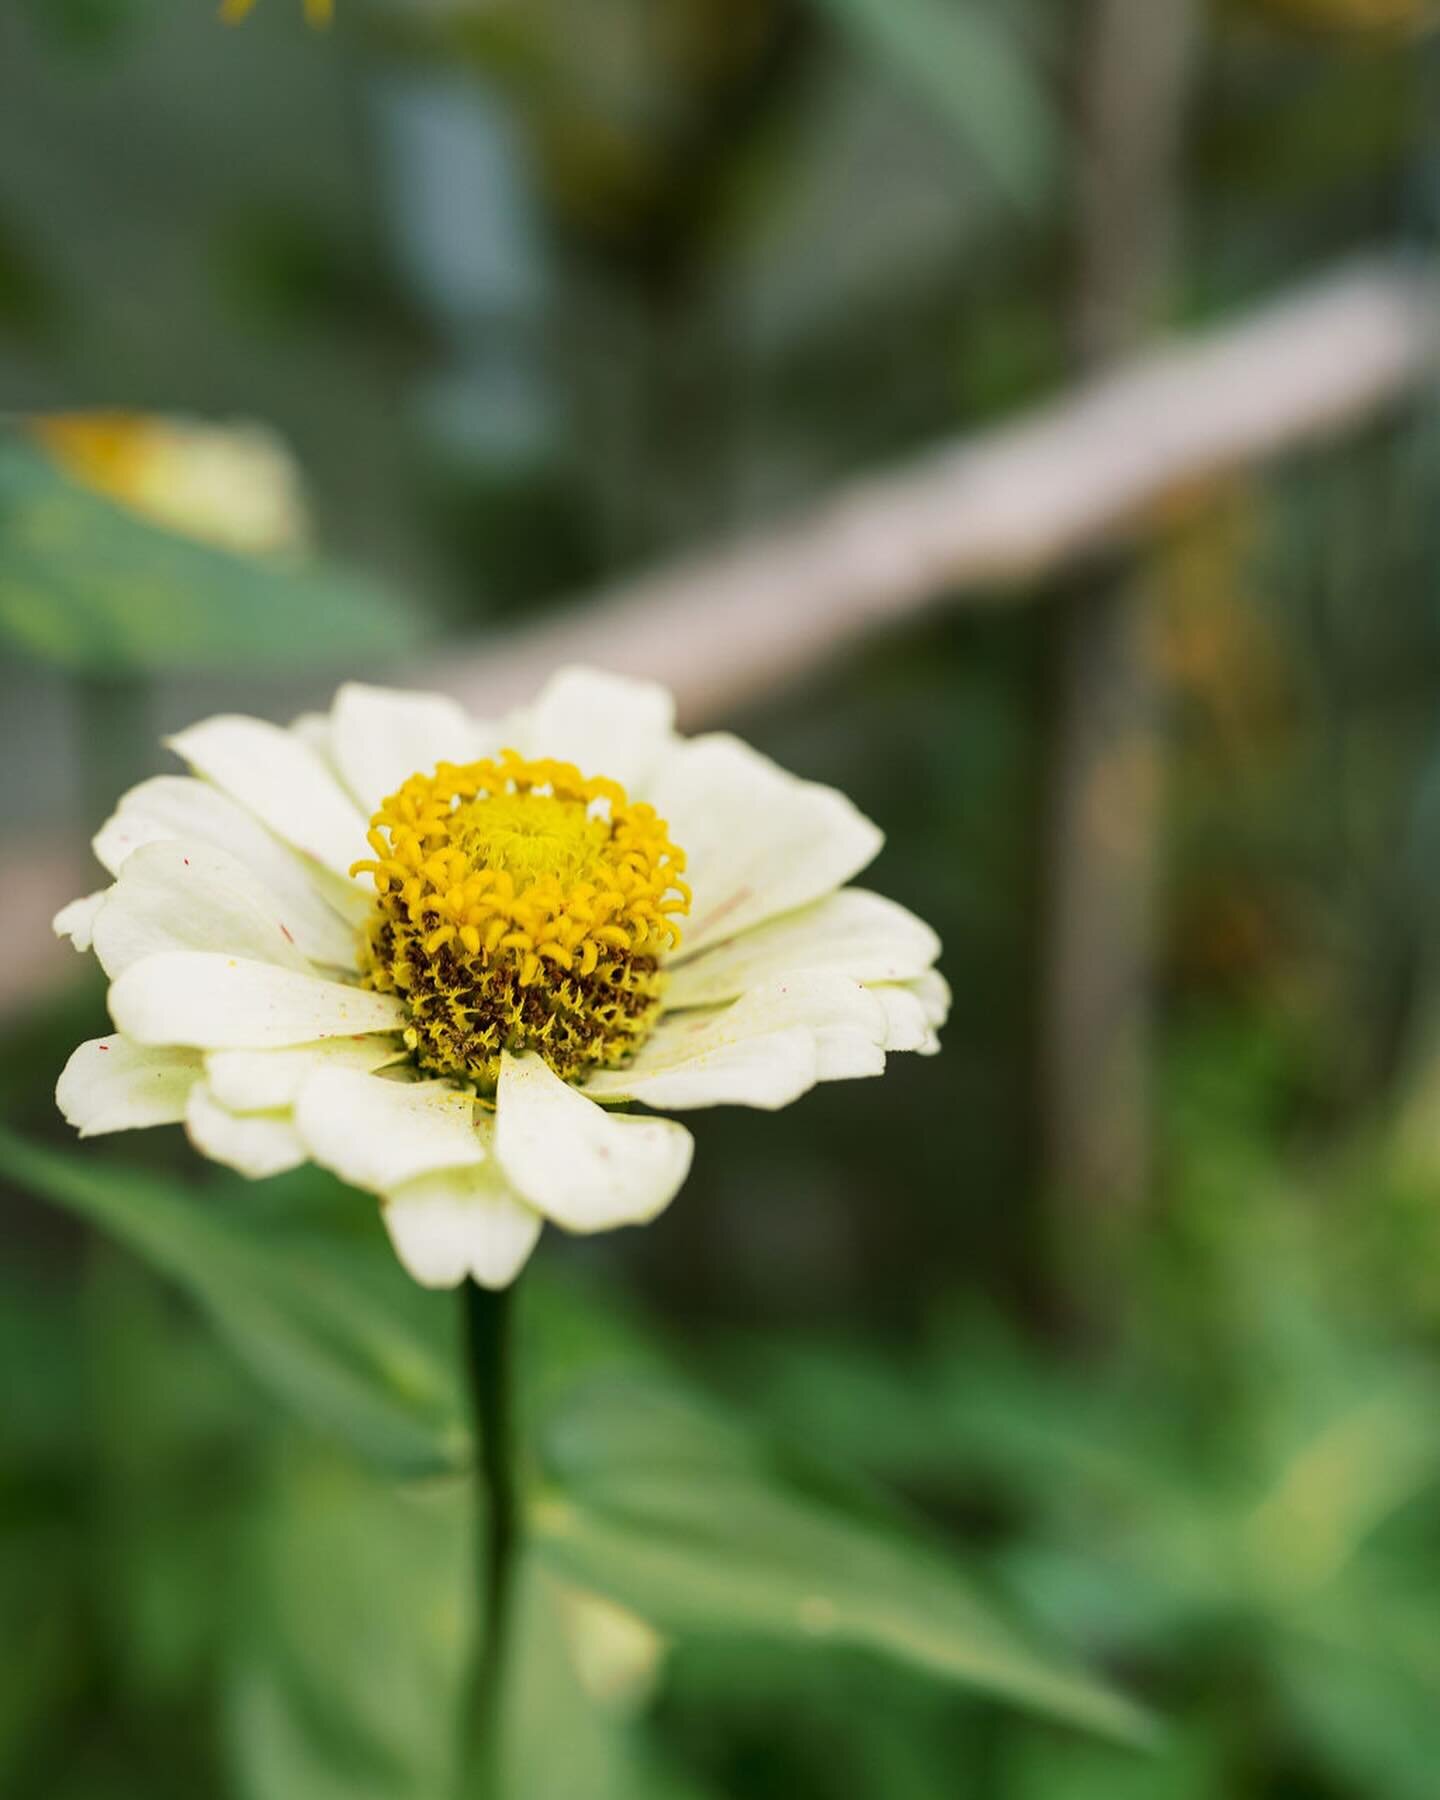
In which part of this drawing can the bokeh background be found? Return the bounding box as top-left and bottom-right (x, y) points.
(6, 0), (1440, 1795)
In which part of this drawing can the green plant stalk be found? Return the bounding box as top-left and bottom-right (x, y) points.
(458, 1279), (519, 1800)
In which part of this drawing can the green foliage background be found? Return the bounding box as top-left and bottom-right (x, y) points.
(4, 0), (1440, 1794)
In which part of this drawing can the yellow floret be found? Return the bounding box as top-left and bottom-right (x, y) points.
(351, 751), (690, 1091)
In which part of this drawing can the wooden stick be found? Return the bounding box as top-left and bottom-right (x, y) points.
(425, 259), (1440, 725)
(14, 260), (1439, 1022)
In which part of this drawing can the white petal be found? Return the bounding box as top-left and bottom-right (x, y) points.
(871, 986), (937, 1055)
(908, 966), (952, 1028)
(331, 682), (493, 815)
(590, 1027), (819, 1112)
(109, 953), (407, 1049)
(288, 710), (339, 770)
(585, 971), (889, 1110)
(872, 971), (950, 1056)
(495, 1052), (693, 1233)
(520, 667), (675, 792)
(665, 887), (940, 1009)
(184, 1083), (307, 1179)
(648, 735), (883, 955)
(54, 891), (106, 953)
(166, 713), (370, 885)
(92, 775), (356, 968)
(813, 1027), (888, 1082)
(90, 841), (314, 979)
(56, 1036), (202, 1136)
(382, 1164), (542, 1290)
(205, 1036), (406, 1113)
(294, 1068), (486, 1193)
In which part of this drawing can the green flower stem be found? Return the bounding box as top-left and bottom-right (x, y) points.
(458, 1278), (519, 1800)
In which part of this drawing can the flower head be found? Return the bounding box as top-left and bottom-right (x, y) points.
(353, 750), (690, 1087)
(55, 672), (947, 1289)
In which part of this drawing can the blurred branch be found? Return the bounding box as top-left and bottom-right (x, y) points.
(9, 259), (1439, 1026)
(431, 257), (1440, 725)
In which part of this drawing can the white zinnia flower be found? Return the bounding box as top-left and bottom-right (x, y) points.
(55, 670), (947, 1290)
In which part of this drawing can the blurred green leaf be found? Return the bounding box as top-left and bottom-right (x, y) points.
(83, 1260), (260, 1706)
(800, 0), (1059, 212)
(0, 1130), (464, 1475)
(226, 1448), (466, 1800)
(227, 1441), (707, 1800)
(1275, 1567), (1440, 1800)
(506, 1554), (716, 1800)
(16, 0), (146, 54)
(0, 1522), (83, 1788)
(533, 1377), (1155, 1746)
(995, 1716), (1227, 1800)
(0, 436), (419, 675)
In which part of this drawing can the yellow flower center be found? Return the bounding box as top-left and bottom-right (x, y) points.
(350, 751), (690, 1092)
